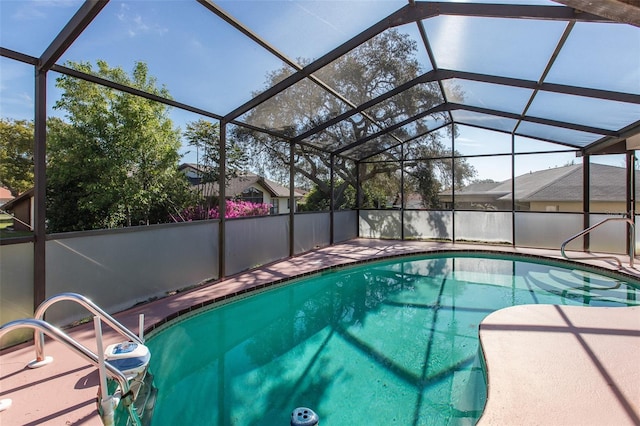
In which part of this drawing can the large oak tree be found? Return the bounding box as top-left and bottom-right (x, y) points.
(232, 29), (475, 210)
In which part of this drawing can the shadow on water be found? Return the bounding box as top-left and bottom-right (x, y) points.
(235, 256), (473, 424)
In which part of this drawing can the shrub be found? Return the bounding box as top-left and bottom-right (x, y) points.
(171, 200), (271, 221)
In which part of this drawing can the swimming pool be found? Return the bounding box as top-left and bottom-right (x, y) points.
(144, 253), (639, 425)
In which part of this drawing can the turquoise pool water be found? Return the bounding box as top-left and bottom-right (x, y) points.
(145, 253), (639, 425)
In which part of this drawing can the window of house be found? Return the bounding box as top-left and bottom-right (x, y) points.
(240, 187), (263, 204)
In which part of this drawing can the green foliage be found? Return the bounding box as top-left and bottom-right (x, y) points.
(184, 119), (248, 185)
(233, 29), (475, 209)
(300, 180), (356, 211)
(359, 166), (399, 209)
(46, 61), (193, 232)
(0, 118), (34, 196)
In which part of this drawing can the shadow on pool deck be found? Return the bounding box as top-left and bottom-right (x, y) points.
(1, 239), (639, 425)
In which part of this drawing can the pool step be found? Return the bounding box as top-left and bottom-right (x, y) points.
(109, 369), (157, 425)
(526, 270), (632, 303)
(449, 368), (486, 424)
(132, 372), (157, 426)
(551, 269), (624, 290)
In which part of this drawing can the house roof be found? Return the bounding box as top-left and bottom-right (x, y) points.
(1, 188), (33, 211)
(0, 187), (14, 203)
(516, 163), (634, 202)
(226, 173), (298, 198)
(184, 165), (304, 199)
(450, 181), (509, 197)
(440, 163), (634, 203)
(457, 163), (634, 203)
(492, 164), (583, 201)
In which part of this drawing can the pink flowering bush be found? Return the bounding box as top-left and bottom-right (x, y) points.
(171, 200), (271, 222)
(222, 200), (271, 218)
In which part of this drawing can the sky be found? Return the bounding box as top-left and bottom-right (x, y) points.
(0, 0), (636, 183)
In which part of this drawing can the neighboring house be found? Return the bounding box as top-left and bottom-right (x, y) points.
(179, 163), (304, 214)
(1, 188), (34, 231)
(440, 163), (636, 213)
(0, 187), (14, 207)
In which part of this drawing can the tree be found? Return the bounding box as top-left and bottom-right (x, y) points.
(184, 119), (248, 185)
(233, 29), (475, 209)
(46, 60), (193, 232)
(300, 180), (356, 211)
(183, 119), (250, 216)
(0, 118), (34, 196)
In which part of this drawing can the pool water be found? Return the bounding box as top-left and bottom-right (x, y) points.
(145, 254), (639, 425)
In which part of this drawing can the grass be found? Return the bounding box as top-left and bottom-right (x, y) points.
(0, 213), (12, 229)
(0, 229), (33, 239)
(0, 213), (33, 239)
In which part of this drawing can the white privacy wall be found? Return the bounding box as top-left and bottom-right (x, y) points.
(455, 211), (512, 244)
(514, 212), (583, 249)
(294, 212), (330, 254)
(225, 215), (289, 276)
(45, 221), (219, 325)
(0, 242), (34, 347)
(359, 210), (402, 239)
(334, 210), (358, 243)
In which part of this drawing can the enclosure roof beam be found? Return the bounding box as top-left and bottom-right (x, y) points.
(582, 120), (640, 155)
(449, 103), (619, 137)
(436, 69), (640, 105)
(49, 64), (301, 146)
(332, 104), (450, 156)
(1, 47), (38, 66)
(38, 0), (108, 72)
(513, 20), (576, 135)
(51, 64), (224, 121)
(356, 121), (451, 161)
(412, 1), (455, 128)
(222, 4), (413, 122)
(292, 70), (438, 143)
(295, 66), (639, 151)
(333, 100), (616, 160)
(52, 63), (294, 141)
(198, 0), (298, 70)
(553, 0), (640, 27)
(198, 0), (368, 118)
(409, 1), (610, 22)
(223, 2), (603, 124)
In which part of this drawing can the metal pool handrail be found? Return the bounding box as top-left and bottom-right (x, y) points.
(561, 217), (635, 268)
(32, 292), (144, 365)
(0, 318), (131, 395)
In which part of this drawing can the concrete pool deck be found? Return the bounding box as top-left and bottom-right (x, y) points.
(1, 239), (639, 425)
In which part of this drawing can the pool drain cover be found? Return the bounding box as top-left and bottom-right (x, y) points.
(291, 407), (319, 426)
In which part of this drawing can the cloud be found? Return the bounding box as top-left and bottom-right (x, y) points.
(0, 92), (34, 120)
(454, 137), (481, 147)
(10, 0), (80, 21)
(116, 3), (168, 38)
(293, 2), (346, 38)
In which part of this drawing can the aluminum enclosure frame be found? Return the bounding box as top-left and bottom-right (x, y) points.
(1, 0), (639, 307)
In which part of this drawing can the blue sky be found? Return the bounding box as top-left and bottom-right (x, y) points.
(0, 0), (635, 181)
